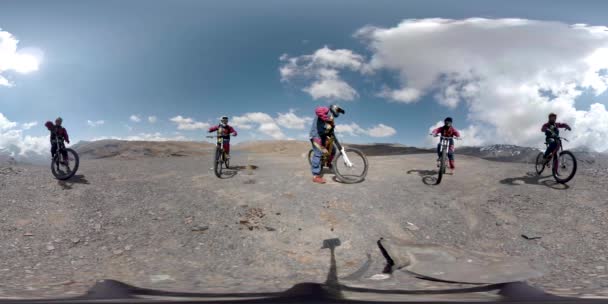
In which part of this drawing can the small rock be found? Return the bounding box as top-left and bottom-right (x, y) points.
(276, 212), (281, 216)
(71, 238), (80, 244)
(405, 222), (419, 231)
(369, 274), (391, 280)
(265, 226), (276, 232)
(23, 232), (34, 236)
(191, 225), (209, 232)
(150, 274), (174, 283)
(46, 244), (55, 251)
(125, 245), (133, 251)
(113, 249), (124, 255)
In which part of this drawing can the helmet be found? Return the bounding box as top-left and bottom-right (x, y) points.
(444, 117), (453, 123)
(44, 121), (54, 129)
(548, 113), (557, 118)
(55, 117), (63, 124)
(220, 116), (228, 126)
(329, 105), (345, 117)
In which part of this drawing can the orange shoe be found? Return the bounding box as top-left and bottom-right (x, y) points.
(312, 175), (326, 184)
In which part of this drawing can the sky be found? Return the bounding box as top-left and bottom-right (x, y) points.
(2, 0), (608, 157)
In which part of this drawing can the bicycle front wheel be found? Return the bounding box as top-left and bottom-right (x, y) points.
(332, 148), (368, 183)
(553, 151), (577, 184)
(51, 148), (79, 180)
(213, 148), (223, 178)
(436, 150), (446, 185)
(535, 152), (546, 175)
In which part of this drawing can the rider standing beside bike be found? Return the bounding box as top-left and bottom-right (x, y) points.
(541, 113), (571, 162)
(45, 117), (70, 162)
(431, 117), (461, 175)
(208, 116), (237, 160)
(309, 104), (344, 184)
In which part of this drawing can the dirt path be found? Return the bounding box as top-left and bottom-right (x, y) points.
(1, 152), (607, 298)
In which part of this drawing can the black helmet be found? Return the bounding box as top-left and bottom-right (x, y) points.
(330, 105), (345, 117)
(444, 117), (453, 123)
(548, 113), (557, 118)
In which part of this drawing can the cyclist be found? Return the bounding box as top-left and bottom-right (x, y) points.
(208, 116), (237, 160)
(45, 117), (70, 164)
(431, 117), (461, 175)
(309, 104), (344, 184)
(541, 113), (571, 163)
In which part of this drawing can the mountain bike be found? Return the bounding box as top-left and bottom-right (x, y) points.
(307, 129), (368, 183)
(535, 131), (577, 184)
(431, 134), (460, 185)
(207, 135), (230, 178)
(51, 137), (79, 180)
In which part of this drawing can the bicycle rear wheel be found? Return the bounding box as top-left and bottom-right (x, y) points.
(307, 149), (314, 166)
(535, 152), (546, 175)
(213, 148), (223, 178)
(51, 148), (79, 180)
(224, 152), (230, 169)
(553, 151), (577, 184)
(332, 148), (368, 184)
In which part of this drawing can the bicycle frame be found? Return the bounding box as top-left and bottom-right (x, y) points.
(321, 131), (353, 168)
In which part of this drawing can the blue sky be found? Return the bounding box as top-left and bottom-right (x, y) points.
(2, 0), (608, 153)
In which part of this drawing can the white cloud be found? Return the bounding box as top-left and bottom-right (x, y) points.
(0, 113), (49, 157)
(367, 124), (397, 137)
(21, 121), (38, 130)
(148, 116), (157, 123)
(279, 46), (364, 101)
(283, 18), (608, 151)
(170, 115), (210, 130)
(357, 18), (608, 150)
(276, 110), (312, 130)
(232, 112), (286, 139)
(124, 124), (133, 131)
(0, 29), (41, 86)
(0, 113), (18, 130)
(378, 87), (422, 104)
(336, 122), (397, 138)
(129, 115), (141, 123)
(87, 120), (105, 127)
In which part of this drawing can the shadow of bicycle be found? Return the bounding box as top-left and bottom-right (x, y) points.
(499, 172), (569, 190)
(406, 169), (439, 185)
(58, 174), (90, 190)
(217, 164), (259, 179)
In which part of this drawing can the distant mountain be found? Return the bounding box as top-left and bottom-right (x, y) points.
(456, 144), (542, 163)
(74, 139), (215, 159)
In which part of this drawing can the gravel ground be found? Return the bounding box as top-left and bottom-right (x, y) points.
(1, 149), (608, 299)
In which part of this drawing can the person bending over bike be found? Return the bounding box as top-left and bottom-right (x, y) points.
(208, 116), (237, 159)
(541, 113), (571, 163)
(45, 117), (70, 164)
(309, 104), (344, 184)
(431, 117), (461, 175)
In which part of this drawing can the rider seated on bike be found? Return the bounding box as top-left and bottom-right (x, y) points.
(309, 104), (344, 184)
(45, 117), (70, 164)
(431, 117), (461, 175)
(541, 113), (571, 162)
(208, 116), (237, 159)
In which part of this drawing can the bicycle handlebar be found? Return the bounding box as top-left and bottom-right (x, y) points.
(430, 134), (462, 140)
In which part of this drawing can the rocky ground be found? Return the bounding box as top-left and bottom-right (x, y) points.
(1, 141), (608, 300)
